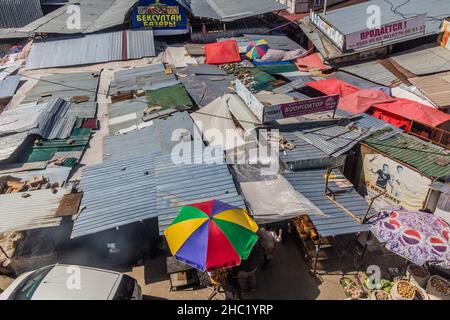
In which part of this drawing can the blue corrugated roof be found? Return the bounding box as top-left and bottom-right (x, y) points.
(71, 153), (157, 239)
(73, 147), (244, 237)
(154, 151), (245, 233)
(283, 169), (370, 237)
(104, 111), (201, 160)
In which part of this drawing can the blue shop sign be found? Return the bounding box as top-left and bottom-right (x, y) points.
(131, 0), (189, 35)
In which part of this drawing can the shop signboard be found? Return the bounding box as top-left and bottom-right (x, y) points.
(345, 14), (426, 51)
(262, 95), (339, 122)
(363, 153), (431, 210)
(131, 0), (189, 36)
(309, 10), (345, 51)
(235, 79), (339, 123)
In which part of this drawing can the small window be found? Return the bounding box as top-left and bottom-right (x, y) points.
(112, 275), (136, 300)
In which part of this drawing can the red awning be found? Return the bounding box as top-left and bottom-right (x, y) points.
(372, 98), (450, 128)
(295, 53), (326, 71)
(338, 89), (395, 114)
(307, 78), (360, 97)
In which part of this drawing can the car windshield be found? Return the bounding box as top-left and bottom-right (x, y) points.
(9, 266), (53, 300)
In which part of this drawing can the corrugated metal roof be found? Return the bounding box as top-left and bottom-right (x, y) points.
(73, 147), (241, 237)
(330, 71), (380, 89)
(104, 111), (198, 160)
(21, 72), (99, 119)
(0, 75), (21, 99)
(239, 34), (303, 51)
(196, 75), (234, 97)
(340, 60), (399, 87)
(22, 72), (99, 105)
(283, 169), (370, 237)
(296, 124), (370, 157)
(273, 78), (307, 94)
(179, 75), (217, 108)
(390, 45), (450, 76)
(0, 0), (43, 28)
(109, 63), (179, 96)
(186, 64), (227, 76)
(71, 153), (157, 239)
(155, 152), (245, 232)
(20, 0), (137, 34)
(1, 98), (77, 140)
(29, 98), (77, 140)
(362, 129), (450, 179)
(316, 0), (449, 36)
(0, 132), (29, 162)
(26, 30), (156, 70)
(0, 63), (22, 81)
(409, 72), (450, 108)
(0, 101), (48, 135)
(335, 110), (403, 133)
(0, 188), (69, 233)
(181, 0), (286, 22)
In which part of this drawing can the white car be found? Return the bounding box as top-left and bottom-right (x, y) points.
(0, 264), (142, 300)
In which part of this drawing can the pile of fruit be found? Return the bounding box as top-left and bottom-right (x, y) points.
(291, 215), (318, 242)
(340, 277), (363, 299)
(397, 281), (416, 299)
(430, 277), (450, 295)
(373, 290), (391, 300)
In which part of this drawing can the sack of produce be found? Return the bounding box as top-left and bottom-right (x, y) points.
(370, 290), (392, 300)
(391, 280), (416, 300)
(414, 286), (429, 300)
(407, 264), (430, 288)
(426, 275), (450, 300)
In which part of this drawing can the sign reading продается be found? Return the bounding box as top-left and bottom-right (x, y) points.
(345, 14), (427, 50)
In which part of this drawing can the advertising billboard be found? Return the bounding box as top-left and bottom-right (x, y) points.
(363, 153), (431, 210)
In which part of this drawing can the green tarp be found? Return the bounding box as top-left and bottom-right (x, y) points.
(146, 84), (193, 114)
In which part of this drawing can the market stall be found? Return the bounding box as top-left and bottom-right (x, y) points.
(338, 207), (450, 300)
(284, 167), (377, 275)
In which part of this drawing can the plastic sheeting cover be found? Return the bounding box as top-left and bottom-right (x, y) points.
(233, 165), (324, 224)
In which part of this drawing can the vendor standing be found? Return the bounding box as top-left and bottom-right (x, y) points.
(258, 225), (283, 264)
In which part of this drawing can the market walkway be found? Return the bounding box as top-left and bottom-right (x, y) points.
(129, 233), (347, 300)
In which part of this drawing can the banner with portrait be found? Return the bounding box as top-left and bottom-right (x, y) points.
(363, 154), (431, 210)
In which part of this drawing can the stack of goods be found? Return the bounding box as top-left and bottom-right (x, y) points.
(407, 264), (430, 287)
(427, 276), (450, 300)
(291, 215), (318, 243)
(219, 62), (276, 92)
(0, 175), (50, 194)
(340, 277), (364, 300)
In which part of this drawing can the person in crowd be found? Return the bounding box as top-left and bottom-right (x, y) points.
(237, 242), (262, 293)
(258, 225), (283, 264)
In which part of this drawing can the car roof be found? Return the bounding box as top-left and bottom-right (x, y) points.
(30, 265), (122, 300)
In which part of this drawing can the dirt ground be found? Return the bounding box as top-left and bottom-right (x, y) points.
(124, 233), (404, 300)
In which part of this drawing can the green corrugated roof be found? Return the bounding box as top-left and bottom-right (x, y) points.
(363, 129), (450, 179)
(21, 129), (92, 164)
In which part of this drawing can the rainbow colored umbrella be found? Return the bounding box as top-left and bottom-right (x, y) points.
(164, 200), (259, 271)
(246, 39), (269, 60)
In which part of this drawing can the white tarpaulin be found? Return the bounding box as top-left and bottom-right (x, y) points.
(233, 165), (324, 224)
(191, 95), (246, 151)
